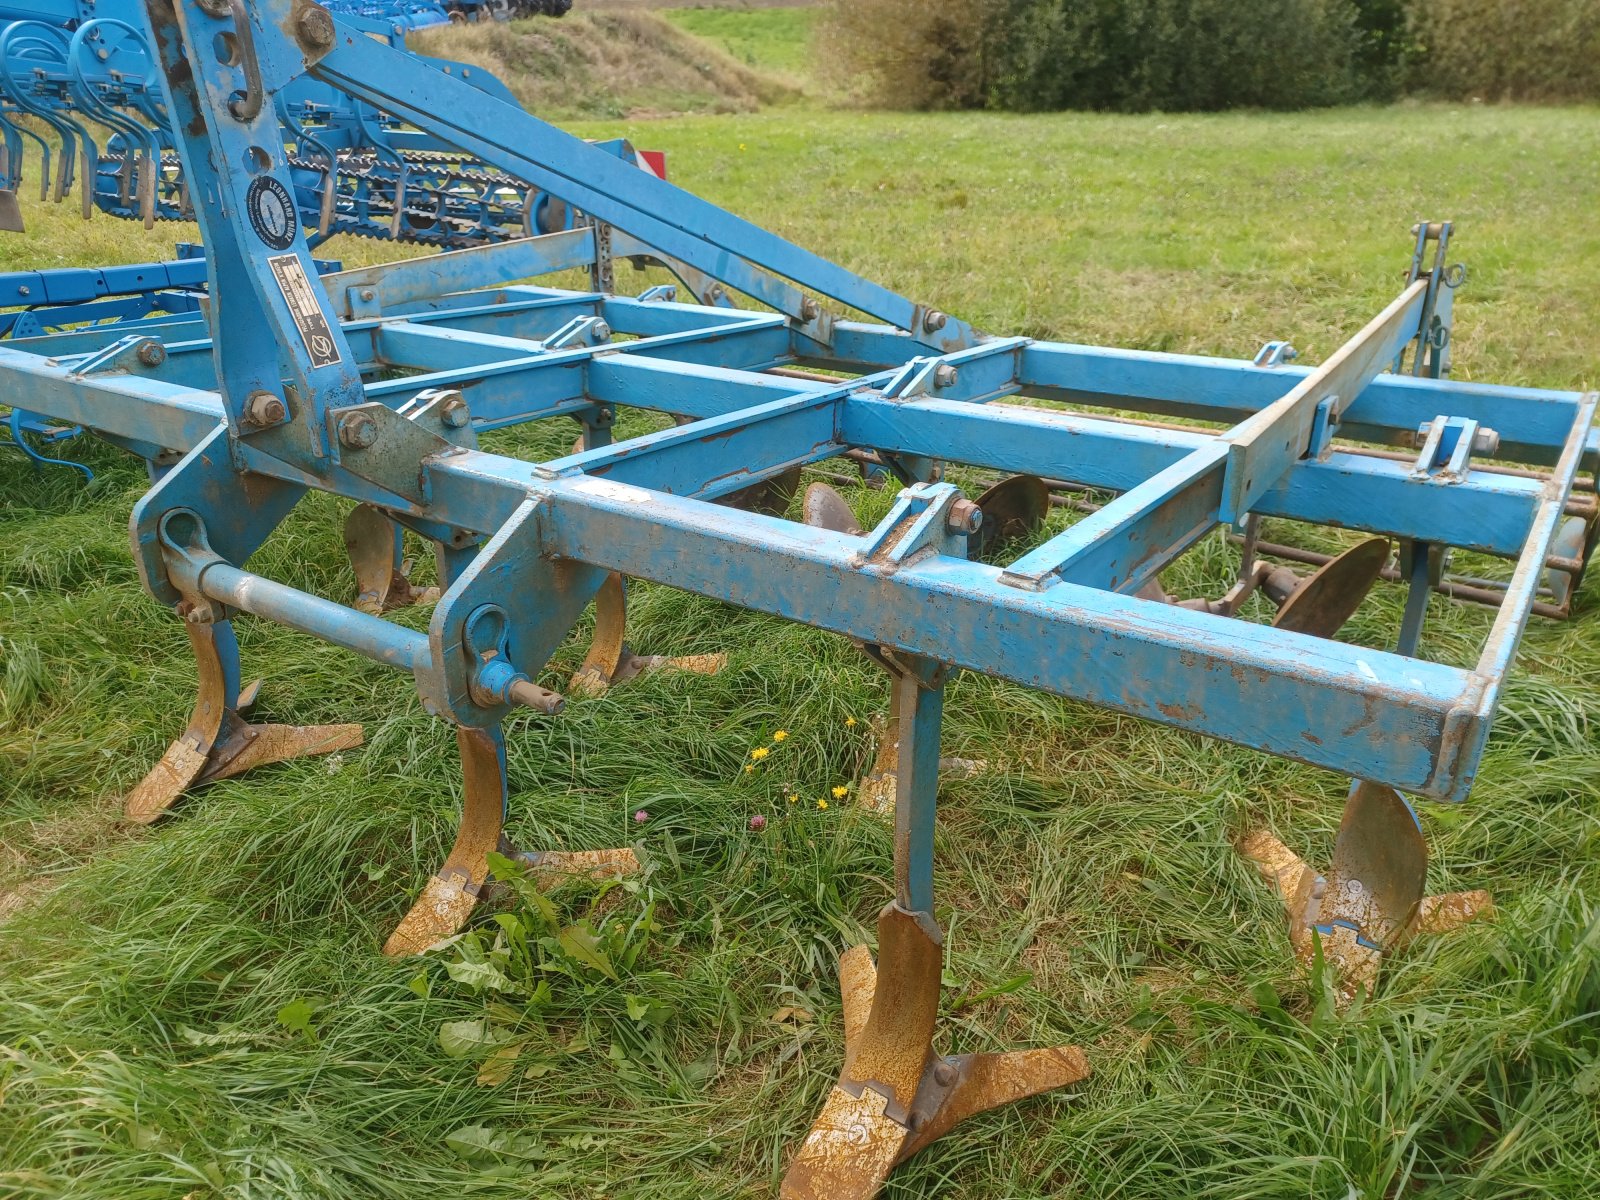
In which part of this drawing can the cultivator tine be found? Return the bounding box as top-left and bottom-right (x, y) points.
(384, 726), (507, 957)
(783, 658), (1087, 1199)
(343, 503), (438, 615)
(971, 474), (1049, 561)
(570, 572), (726, 698)
(1268, 537), (1391, 638)
(1241, 782), (1493, 1007)
(1314, 782), (1429, 1000)
(125, 621), (363, 824)
(385, 727), (638, 957)
(0, 188), (21, 233)
(519, 847), (641, 889)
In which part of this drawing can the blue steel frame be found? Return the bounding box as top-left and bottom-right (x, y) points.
(5, 5), (1595, 1184)
(1, 0), (1593, 807)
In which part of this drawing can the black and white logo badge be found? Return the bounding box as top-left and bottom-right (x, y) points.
(246, 176), (297, 250)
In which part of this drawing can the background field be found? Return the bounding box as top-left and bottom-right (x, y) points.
(2, 9), (1598, 1200)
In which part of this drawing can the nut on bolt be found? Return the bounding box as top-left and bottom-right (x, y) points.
(338, 410), (379, 450)
(297, 5), (336, 52)
(800, 297), (821, 322)
(136, 340), (166, 367)
(244, 390), (286, 426)
(591, 321), (611, 342)
(934, 364), (959, 389)
(923, 310), (947, 333)
(946, 497), (982, 535)
(439, 396), (471, 429)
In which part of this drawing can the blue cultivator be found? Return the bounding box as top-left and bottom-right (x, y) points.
(4, 1), (1597, 1194)
(0, 0), (612, 243)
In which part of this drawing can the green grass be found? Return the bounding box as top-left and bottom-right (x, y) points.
(3, 103), (1600, 1199)
(661, 7), (818, 84)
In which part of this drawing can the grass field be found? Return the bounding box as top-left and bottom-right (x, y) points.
(660, 6), (818, 84)
(2, 10), (1599, 1200)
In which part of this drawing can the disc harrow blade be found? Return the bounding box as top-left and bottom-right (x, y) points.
(1270, 536), (1390, 638)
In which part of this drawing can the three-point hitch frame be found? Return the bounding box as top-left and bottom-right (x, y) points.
(2, 1), (1596, 1195)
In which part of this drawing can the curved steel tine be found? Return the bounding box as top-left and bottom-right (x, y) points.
(344, 503), (406, 615)
(125, 619), (362, 824)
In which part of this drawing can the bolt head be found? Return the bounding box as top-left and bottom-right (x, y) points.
(591, 321), (612, 342)
(800, 297), (820, 321)
(245, 390), (286, 426)
(359, 288), (376, 303)
(946, 497), (983, 535)
(440, 397), (470, 429)
(933, 1060), (959, 1087)
(934, 364), (959, 389)
(923, 310), (947, 333)
(338, 410), (379, 450)
(136, 340), (166, 367)
(297, 6), (336, 51)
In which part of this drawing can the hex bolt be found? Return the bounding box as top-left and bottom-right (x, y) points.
(923, 310), (947, 333)
(338, 410), (379, 450)
(136, 340), (166, 367)
(1473, 427), (1501, 456)
(297, 6), (336, 52)
(592, 321), (612, 342)
(244, 390), (286, 426)
(932, 1060), (959, 1087)
(359, 288), (376, 303)
(934, 364), (959, 389)
(946, 497), (983, 535)
(439, 397), (471, 429)
(595, 406), (615, 425)
(800, 297), (820, 321)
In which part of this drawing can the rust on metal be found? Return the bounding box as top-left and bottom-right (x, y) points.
(1241, 784), (1495, 1008)
(344, 503), (439, 615)
(125, 622), (363, 824)
(1270, 537), (1391, 638)
(522, 846), (640, 889)
(572, 572), (728, 697)
(383, 726), (505, 957)
(802, 481), (861, 535)
(971, 474), (1049, 561)
(781, 903), (1088, 1199)
(1413, 888), (1494, 934)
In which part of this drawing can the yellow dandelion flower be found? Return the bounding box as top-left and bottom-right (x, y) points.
(845, 716), (857, 728)
(750, 747), (770, 762)
(744, 765), (755, 775)
(773, 730), (788, 742)
(817, 798), (829, 810)
(832, 785), (849, 800)
(787, 793), (799, 805)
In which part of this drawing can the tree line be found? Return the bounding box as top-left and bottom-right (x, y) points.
(818, 0), (1600, 111)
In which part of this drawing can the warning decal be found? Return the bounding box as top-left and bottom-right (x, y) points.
(267, 253), (342, 370)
